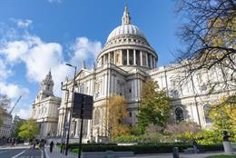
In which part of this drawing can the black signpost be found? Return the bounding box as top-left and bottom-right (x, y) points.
(72, 92), (93, 158)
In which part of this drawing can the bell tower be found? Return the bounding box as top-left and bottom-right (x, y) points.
(37, 70), (54, 100)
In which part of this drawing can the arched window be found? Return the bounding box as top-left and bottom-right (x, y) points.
(94, 109), (100, 125)
(203, 104), (211, 124)
(175, 107), (184, 122)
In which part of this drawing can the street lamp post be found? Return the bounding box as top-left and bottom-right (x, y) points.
(60, 78), (69, 153)
(65, 63), (77, 156)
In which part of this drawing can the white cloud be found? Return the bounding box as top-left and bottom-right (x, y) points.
(0, 35), (69, 96)
(0, 82), (29, 99)
(0, 59), (12, 80)
(17, 19), (32, 29)
(48, 0), (62, 3)
(0, 35), (102, 96)
(13, 106), (32, 119)
(0, 40), (29, 62)
(0, 21), (102, 117)
(9, 19), (32, 29)
(70, 37), (102, 68)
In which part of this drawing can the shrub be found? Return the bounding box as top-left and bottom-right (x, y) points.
(112, 135), (140, 143)
(69, 143), (223, 154)
(196, 130), (222, 145)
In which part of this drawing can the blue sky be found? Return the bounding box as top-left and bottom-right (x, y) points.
(0, 0), (182, 119)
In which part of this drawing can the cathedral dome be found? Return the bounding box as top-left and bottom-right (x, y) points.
(97, 5), (158, 69)
(106, 24), (146, 42)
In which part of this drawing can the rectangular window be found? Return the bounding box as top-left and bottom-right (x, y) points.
(136, 50), (140, 66)
(148, 54), (151, 67)
(142, 52), (146, 66)
(129, 111), (132, 117)
(129, 49), (133, 65)
(122, 50), (127, 65)
(110, 52), (114, 64)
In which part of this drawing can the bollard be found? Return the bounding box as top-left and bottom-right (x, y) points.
(106, 150), (114, 158)
(223, 141), (233, 153)
(173, 147), (179, 158)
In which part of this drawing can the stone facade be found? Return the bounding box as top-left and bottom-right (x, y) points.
(149, 63), (236, 128)
(37, 6), (235, 142)
(32, 71), (61, 138)
(0, 110), (12, 138)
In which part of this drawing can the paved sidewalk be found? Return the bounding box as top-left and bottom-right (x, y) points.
(43, 146), (236, 158)
(0, 144), (30, 150)
(124, 152), (236, 158)
(44, 146), (77, 158)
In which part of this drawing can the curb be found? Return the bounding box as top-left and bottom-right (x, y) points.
(44, 147), (50, 158)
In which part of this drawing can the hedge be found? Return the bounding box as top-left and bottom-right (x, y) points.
(68, 143), (224, 154)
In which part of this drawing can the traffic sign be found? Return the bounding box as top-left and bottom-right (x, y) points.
(72, 93), (93, 119)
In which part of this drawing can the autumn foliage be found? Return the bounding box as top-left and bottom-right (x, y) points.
(209, 95), (236, 131)
(107, 95), (130, 139)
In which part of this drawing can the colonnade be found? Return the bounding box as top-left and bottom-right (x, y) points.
(100, 49), (156, 68)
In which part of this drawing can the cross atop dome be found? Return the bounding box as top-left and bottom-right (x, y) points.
(122, 5), (131, 25)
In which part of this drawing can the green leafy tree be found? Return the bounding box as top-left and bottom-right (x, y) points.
(137, 79), (171, 134)
(107, 95), (131, 139)
(18, 119), (39, 140)
(209, 95), (236, 132)
(196, 129), (222, 145)
(11, 120), (25, 138)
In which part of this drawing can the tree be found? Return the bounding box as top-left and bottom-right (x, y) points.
(18, 119), (39, 140)
(107, 95), (130, 139)
(11, 120), (25, 138)
(177, 0), (236, 78)
(0, 94), (11, 127)
(137, 79), (171, 134)
(209, 95), (236, 132)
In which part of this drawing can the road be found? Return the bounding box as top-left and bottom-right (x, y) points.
(0, 147), (44, 158)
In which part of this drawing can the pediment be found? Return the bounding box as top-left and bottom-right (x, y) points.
(75, 68), (92, 80)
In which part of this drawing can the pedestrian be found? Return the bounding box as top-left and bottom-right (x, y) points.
(50, 141), (54, 153)
(60, 141), (65, 153)
(32, 141), (36, 149)
(192, 139), (198, 153)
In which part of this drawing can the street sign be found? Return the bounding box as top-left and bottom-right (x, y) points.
(72, 93), (93, 119)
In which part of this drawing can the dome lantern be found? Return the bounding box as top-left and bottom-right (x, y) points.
(122, 5), (131, 25)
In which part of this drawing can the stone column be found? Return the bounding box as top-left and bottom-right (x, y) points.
(134, 49), (136, 65)
(153, 57), (156, 68)
(140, 51), (143, 66)
(105, 54), (108, 64)
(127, 49), (130, 65)
(150, 55), (153, 68)
(120, 50), (123, 65)
(102, 56), (105, 66)
(108, 53), (111, 64)
(146, 53), (148, 67)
